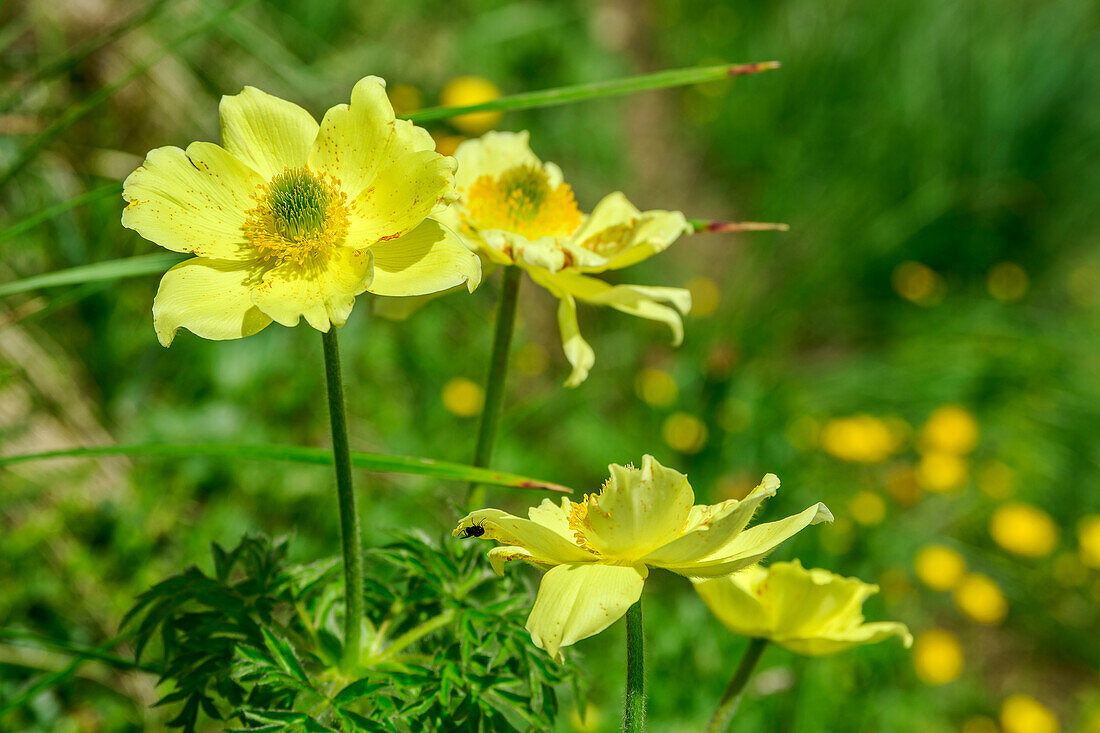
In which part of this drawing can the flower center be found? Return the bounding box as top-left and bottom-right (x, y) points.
(464, 164), (581, 240)
(244, 168), (349, 266)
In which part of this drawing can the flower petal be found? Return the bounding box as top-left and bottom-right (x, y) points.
(310, 76), (456, 245)
(642, 475), (779, 566)
(579, 455), (696, 560)
(767, 561), (878, 638)
(250, 247), (373, 331)
(454, 508), (594, 566)
(452, 130), (542, 193)
(557, 292), (595, 388)
(568, 192), (691, 273)
(152, 258), (271, 346)
(692, 566), (773, 638)
(656, 502), (833, 578)
(219, 86), (319, 180)
(526, 563), (647, 661)
(779, 622), (914, 656)
(122, 142), (262, 261)
(365, 219), (481, 296)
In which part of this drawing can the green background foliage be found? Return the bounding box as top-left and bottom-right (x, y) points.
(2, 0), (1099, 730)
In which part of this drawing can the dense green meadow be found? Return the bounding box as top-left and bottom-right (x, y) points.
(2, 0), (1099, 731)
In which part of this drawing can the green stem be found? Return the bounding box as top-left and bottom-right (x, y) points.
(464, 266), (522, 510)
(705, 638), (768, 733)
(623, 599), (645, 733)
(321, 327), (364, 672)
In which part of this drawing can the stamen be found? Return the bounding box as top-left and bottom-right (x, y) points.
(465, 164), (582, 240)
(243, 168), (349, 267)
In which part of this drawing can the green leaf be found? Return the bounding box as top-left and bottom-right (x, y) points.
(333, 678), (387, 705)
(0, 253), (182, 298)
(260, 628), (311, 686)
(0, 442), (573, 494)
(406, 61), (779, 123)
(0, 182), (124, 246)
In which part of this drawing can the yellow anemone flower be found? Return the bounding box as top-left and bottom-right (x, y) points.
(694, 560), (913, 655)
(453, 455), (831, 660)
(123, 76), (480, 346)
(436, 131), (693, 386)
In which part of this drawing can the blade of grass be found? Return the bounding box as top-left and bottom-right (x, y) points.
(0, 0), (258, 191)
(406, 61), (779, 124)
(0, 443), (572, 494)
(0, 182), (123, 246)
(0, 253), (182, 298)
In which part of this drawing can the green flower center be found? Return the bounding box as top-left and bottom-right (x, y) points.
(268, 168), (331, 240)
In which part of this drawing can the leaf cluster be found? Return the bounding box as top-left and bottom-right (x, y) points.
(124, 533), (581, 732)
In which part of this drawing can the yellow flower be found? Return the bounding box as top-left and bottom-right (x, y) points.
(917, 451), (968, 492)
(953, 573), (1008, 625)
(921, 405), (979, 455)
(912, 628), (963, 685)
(694, 560), (912, 656)
(123, 77), (480, 346)
(453, 455), (831, 660)
(440, 76), (503, 134)
(819, 415), (901, 463)
(849, 491), (886, 526)
(1078, 515), (1100, 569)
(441, 377), (483, 417)
(635, 367), (678, 407)
(662, 412), (708, 453)
(438, 131), (693, 386)
(913, 544), (967, 591)
(1001, 694), (1060, 733)
(989, 502), (1059, 558)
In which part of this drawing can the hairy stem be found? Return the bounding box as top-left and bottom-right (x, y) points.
(464, 266), (522, 510)
(321, 327), (364, 672)
(623, 600), (645, 732)
(705, 638), (769, 733)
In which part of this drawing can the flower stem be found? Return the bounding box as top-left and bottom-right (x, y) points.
(320, 327), (364, 672)
(623, 599), (645, 733)
(705, 638), (769, 733)
(464, 266), (522, 511)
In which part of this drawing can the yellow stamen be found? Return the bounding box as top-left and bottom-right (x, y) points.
(465, 164), (581, 240)
(243, 167), (349, 266)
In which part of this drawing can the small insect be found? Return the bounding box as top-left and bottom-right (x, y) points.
(459, 520), (487, 539)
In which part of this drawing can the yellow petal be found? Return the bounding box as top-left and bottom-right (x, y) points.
(526, 563), (647, 661)
(557, 292), (595, 388)
(452, 130), (542, 193)
(692, 566), (773, 637)
(657, 502), (833, 578)
(365, 219), (480, 296)
(251, 247), (373, 331)
(454, 508), (594, 566)
(487, 545), (545, 575)
(310, 76), (456, 245)
(122, 143), (262, 260)
(779, 622), (914, 656)
(219, 85), (319, 180)
(580, 455), (696, 559)
(569, 192), (692, 273)
(152, 258), (271, 346)
(642, 475), (779, 566)
(766, 561), (877, 638)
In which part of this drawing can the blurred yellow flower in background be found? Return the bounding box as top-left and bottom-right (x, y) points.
(990, 502), (1059, 558)
(635, 367), (679, 407)
(977, 460), (1016, 499)
(849, 491), (886, 526)
(987, 262), (1029, 302)
(820, 415), (902, 463)
(685, 275), (721, 317)
(441, 377), (484, 417)
(1077, 515), (1100, 568)
(1000, 694), (1059, 733)
(662, 412), (708, 453)
(441, 75), (503, 134)
(455, 456), (831, 660)
(953, 573), (1008, 625)
(439, 131), (693, 386)
(885, 465), (922, 506)
(694, 560), (912, 656)
(917, 452), (968, 492)
(912, 628), (963, 685)
(913, 544), (967, 591)
(387, 83), (422, 115)
(921, 405), (979, 455)
(433, 133), (466, 157)
(123, 77), (480, 345)
(961, 716), (1000, 733)
(892, 261), (944, 305)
